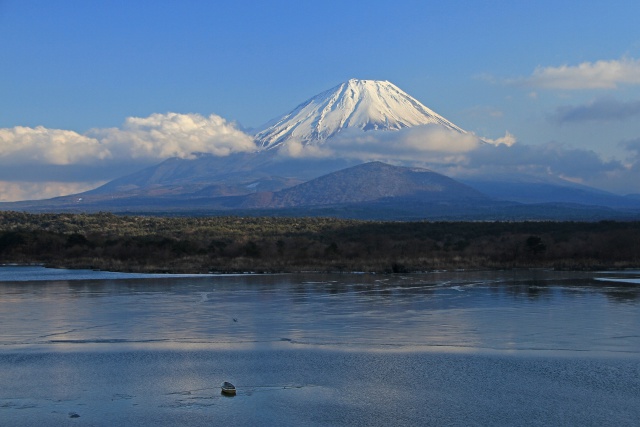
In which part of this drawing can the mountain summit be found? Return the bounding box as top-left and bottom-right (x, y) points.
(254, 79), (467, 149)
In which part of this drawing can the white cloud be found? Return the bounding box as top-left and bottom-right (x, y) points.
(0, 126), (108, 165)
(517, 57), (640, 90)
(0, 113), (256, 168)
(482, 131), (516, 147)
(90, 112), (256, 160)
(277, 139), (332, 158)
(552, 97), (640, 123)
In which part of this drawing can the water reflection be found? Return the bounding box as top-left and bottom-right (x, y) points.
(0, 267), (638, 354)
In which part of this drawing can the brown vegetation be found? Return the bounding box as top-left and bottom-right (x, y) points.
(1, 211), (639, 273)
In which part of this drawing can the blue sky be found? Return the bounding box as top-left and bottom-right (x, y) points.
(1, 0), (640, 200)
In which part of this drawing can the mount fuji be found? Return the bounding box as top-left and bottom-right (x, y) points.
(3, 79), (639, 219)
(254, 79), (466, 149)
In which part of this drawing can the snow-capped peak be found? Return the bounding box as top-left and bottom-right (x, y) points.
(254, 79), (467, 149)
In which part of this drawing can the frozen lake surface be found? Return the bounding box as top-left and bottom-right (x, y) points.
(1, 266), (639, 425)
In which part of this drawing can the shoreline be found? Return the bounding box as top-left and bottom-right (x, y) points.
(3, 262), (640, 276)
(3, 261), (640, 278)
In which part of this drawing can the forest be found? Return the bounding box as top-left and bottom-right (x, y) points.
(1, 211), (639, 273)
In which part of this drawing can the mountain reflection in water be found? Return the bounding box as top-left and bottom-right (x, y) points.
(1, 267), (638, 355)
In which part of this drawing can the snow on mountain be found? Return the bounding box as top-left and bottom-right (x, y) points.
(254, 79), (467, 149)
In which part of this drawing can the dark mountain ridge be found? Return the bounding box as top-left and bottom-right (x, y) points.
(3, 161), (639, 221)
(241, 161), (487, 209)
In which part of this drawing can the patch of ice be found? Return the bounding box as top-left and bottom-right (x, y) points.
(595, 277), (640, 284)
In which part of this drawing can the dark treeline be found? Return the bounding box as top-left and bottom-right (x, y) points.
(1, 211), (639, 273)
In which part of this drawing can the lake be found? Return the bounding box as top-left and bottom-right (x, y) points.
(1, 266), (639, 426)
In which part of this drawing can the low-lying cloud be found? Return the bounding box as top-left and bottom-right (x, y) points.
(425, 141), (640, 194)
(277, 125), (519, 172)
(514, 57), (640, 90)
(276, 126), (640, 194)
(552, 97), (640, 123)
(621, 138), (640, 167)
(464, 141), (621, 178)
(278, 124), (483, 163)
(0, 181), (106, 203)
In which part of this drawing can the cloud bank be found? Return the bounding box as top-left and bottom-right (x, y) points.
(422, 141), (638, 194)
(1, 113), (639, 201)
(275, 126), (640, 194)
(552, 97), (640, 123)
(516, 57), (640, 90)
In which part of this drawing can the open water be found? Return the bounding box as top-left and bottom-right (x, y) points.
(0, 266), (639, 426)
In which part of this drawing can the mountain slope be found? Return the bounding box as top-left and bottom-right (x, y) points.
(240, 161), (487, 209)
(83, 151), (361, 200)
(254, 79), (466, 149)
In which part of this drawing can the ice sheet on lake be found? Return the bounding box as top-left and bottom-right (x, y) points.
(595, 277), (640, 284)
(1, 269), (638, 355)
